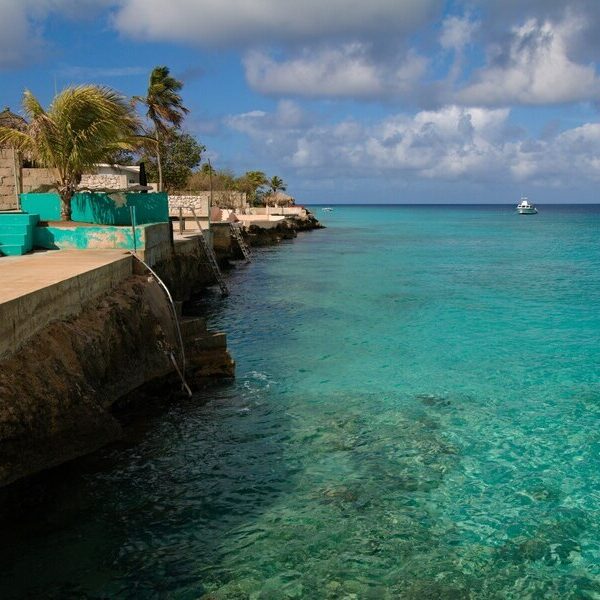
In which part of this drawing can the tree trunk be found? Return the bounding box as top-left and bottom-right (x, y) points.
(60, 188), (73, 221)
(156, 133), (163, 192)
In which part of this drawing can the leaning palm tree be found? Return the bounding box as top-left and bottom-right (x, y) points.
(0, 86), (142, 220)
(134, 66), (189, 192)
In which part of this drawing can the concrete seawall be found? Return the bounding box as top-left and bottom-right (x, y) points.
(0, 250), (133, 358)
(0, 238), (234, 487)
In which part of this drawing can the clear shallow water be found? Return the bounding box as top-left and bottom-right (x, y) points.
(2, 205), (600, 598)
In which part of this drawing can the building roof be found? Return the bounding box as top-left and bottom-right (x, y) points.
(0, 107), (27, 150)
(267, 191), (294, 201)
(95, 164), (141, 174)
(0, 107), (27, 132)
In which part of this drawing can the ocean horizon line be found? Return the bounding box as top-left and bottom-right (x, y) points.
(307, 202), (600, 207)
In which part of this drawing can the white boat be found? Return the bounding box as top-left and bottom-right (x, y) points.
(321, 207), (334, 212)
(516, 197), (537, 214)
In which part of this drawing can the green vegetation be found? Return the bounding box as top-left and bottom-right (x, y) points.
(183, 167), (289, 205)
(141, 128), (205, 192)
(235, 171), (268, 205)
(0, 86), (142, 220)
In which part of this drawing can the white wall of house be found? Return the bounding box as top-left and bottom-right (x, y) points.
(80, 164), (141, 190)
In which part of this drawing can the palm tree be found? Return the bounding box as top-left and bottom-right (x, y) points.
(134, 66), (189, 192)
(269, 175), (287, 194)
(0, 86), (141, 220)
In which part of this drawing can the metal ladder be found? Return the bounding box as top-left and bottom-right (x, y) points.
(230, 223), (251, 262)
(188, 207), (229, 297)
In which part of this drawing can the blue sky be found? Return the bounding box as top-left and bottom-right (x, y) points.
(1, 0), (600, 203)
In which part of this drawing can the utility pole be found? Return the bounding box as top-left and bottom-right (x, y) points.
(207, 157), (213, 229)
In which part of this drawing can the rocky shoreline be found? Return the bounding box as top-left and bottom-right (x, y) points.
(243, 208), (324, 247)
(0, 211), (323, 489)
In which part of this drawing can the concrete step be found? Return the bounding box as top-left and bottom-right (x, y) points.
(0, 213), (39, 225)
(179, 317), (207, 338)
(192, 332), (227, 349)
(0, 223), (34, 233)
(0, 244), (28, 256)
(0, 233), (28, 246)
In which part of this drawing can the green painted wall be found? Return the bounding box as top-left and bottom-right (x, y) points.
(20, 192), (169, 225)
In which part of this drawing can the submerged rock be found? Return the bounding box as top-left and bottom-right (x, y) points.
(417, 393), (451, 408)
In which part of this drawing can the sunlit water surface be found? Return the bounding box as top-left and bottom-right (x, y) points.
(2, 205), (600, 599)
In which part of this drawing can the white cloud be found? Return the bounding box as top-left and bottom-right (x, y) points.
(113, 0), (441, 46)
(508, 122), (600, 182)
(457, 15), (600, 105)
(440, 15), (477, 52)
(227, 103), (600, 186)
(0, 0), (40, 68)
(244, 45), (427, 99)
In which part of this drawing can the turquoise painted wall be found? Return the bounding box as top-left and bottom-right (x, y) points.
(20, 192), (169, 225)
(21, 193), (61, 221)
(34, 224), (145, 251)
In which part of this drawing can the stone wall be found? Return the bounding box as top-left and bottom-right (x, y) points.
(80, 173), (128, 190)
(0, 149), (18, 211)
(169, 194), (209, 217)
(22, 167), (55, 193)
(169, 191), (248, 217)
(1, 164), (141, 210)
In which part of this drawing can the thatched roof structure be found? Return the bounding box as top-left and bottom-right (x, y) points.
(265, 191), (295, 206)
(0, 107), (27, 149)
(0, 107), (26, 130)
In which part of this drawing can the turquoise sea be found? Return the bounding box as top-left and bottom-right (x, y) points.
(2, 205), (600, 598)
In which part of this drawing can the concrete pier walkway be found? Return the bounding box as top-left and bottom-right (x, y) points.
(0, 249), (132, 304)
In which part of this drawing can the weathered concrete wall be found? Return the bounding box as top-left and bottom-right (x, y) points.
(0, 255), (133, 358)
(18, 168), (140, 196)
(0, 149), (18, 211)
(33, 222), (171, 264)
(212, 222), (233, 253)
(0, 234), (235, 488)
(151, 236), (217, 300)
(169, 194), (209, 217)
(211, 223), (248, 262)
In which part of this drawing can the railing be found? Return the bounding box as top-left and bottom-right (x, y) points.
(129, 251), (193, 397)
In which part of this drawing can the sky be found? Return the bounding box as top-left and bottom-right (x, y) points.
(1, 0), (600, 204)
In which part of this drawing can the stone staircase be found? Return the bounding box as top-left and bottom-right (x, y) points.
(0, 212), (40, 256)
